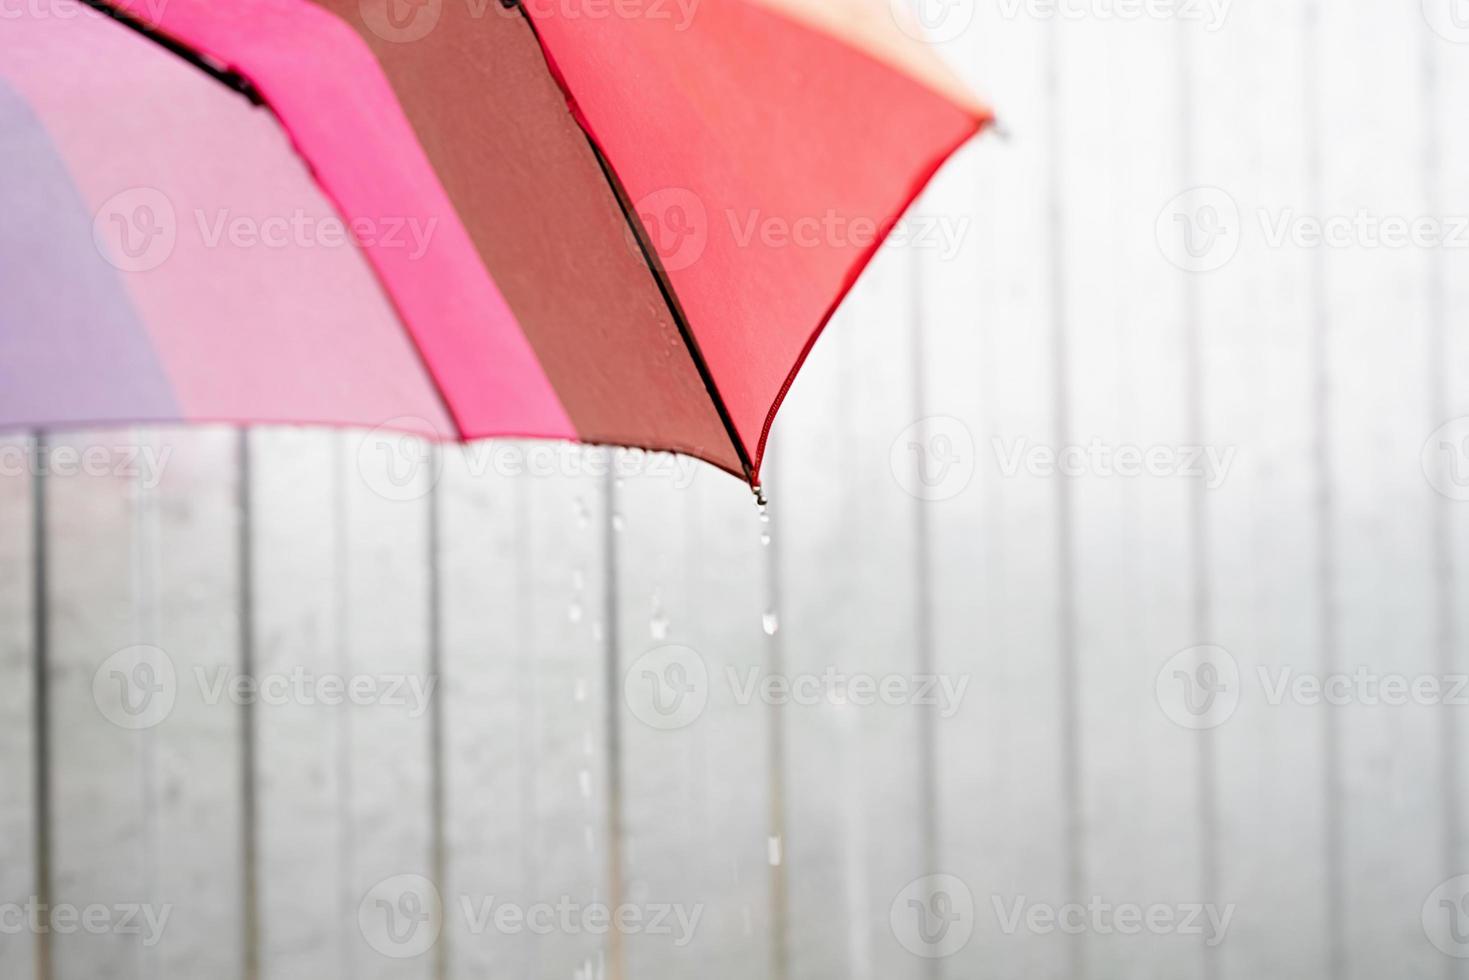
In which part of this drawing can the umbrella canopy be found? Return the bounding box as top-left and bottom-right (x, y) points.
(0, 0), (989, 484)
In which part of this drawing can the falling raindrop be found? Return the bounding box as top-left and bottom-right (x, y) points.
(649, 588), (669, 640)
(762, 609), (780, 636)
(591, 620), (605, 643)
(612, 512), (626, 533)
(573, 495), (589, 530)
(568, 601), (584, 624)
(574, 678), (588, 703)
(579, 768), (592, 799)
(767, 835), (783, 866)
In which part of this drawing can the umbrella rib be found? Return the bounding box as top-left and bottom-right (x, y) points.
(75, 0), (264, 106)
(510, 3), (757, 488)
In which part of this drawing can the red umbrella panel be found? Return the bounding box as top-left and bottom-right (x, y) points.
(0, 0), (991, 485)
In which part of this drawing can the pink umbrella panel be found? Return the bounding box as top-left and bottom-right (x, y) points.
(0, 0), (991, 485)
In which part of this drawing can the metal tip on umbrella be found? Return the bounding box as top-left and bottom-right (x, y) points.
(752, 483), (769, 508)
(988, 118), (1014, 143)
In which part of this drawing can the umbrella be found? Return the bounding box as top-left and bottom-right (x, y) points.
(0, 0), (990, 487)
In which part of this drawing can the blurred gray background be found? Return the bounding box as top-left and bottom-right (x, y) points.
(5, 0), (1469, 977)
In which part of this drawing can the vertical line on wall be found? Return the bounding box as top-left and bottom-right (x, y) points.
(427, 446), (449, 980)
(31, 435), (51, 980)
(1302, 1), (1344, 972)
(762, 451), (790, 980)
(602, 469), (626, 980)
(333, 434), (356, 976)
(134, 429), (159, 980)
(1043, 15), (1084, 980)
(1421, 22), (1461, 980)
(238, 432), (261, 980)
(907, 248), (941, 980)
(1176, 17), (1220, 980)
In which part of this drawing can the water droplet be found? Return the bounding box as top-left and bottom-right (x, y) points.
(762, 609), (780, 636)
(584, 825), (596, 853)
(574, 679), (588, 703)
(579, 768), (592, 798)
(760, 528), (772, 547)
(649, 589), (669, 640)
(572, 567), (585, 591)
(568, 601), (584, 624)
(612, 513), (626, 533)
(573, 496), (589, 530)
(592, 620), (605, 642)
(767, 835), (783, 866)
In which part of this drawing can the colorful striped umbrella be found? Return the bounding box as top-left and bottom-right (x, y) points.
(0, 0), (989, 486)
